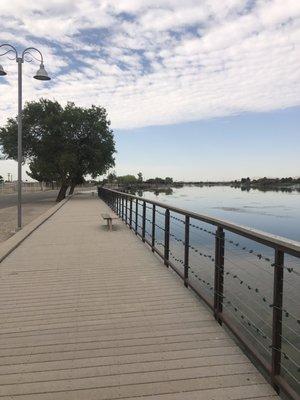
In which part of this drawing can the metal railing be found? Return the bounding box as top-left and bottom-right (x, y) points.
(98, 186), (300, 399)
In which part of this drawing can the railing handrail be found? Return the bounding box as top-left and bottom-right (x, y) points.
(99, 186), (299, 399)
(101, 187), (300, 256)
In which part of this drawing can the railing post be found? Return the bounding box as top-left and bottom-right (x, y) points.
(271, 248), (284, 391)
(142, 201), (146, 242)
(152, 204), (156, 252)
(184, 215), (190, 287)
(129, 198), (133, 229)
(116, 195), (119, 215)
(121, 196), (124, 221)
(214, 226), (225, 324)
(164, 209), (170, 266)
(135, 200), (138, 234)
(125, 197), (128, 225)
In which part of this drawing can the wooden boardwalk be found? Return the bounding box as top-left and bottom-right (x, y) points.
(0, 193), (279, 399)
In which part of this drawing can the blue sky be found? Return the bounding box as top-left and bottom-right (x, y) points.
(115, 106), (300, 180)
(0, 0), (300, 180)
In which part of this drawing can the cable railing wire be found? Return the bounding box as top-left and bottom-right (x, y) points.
(118, 204), (300, 356)
(99, 188), (300, 399)
(116, 199), (300, 335)
(128, 199), (300, 325)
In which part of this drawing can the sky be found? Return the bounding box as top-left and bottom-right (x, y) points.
(0, 0), (299, 181)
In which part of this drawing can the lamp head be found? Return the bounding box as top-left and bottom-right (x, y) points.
(33, 63), (50, 80)
(0, 64), (7, 76)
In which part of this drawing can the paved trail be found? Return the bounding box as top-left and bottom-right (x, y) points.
(0, 193), (278, 399)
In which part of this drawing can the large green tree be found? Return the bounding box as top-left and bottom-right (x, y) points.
(117, 175), (137, 184)
(0, 99), (116, 201)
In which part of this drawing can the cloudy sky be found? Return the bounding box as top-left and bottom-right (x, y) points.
(0, 0), (299, 180)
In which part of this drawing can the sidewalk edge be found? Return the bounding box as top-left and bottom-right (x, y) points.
(0, 196), (71, 264)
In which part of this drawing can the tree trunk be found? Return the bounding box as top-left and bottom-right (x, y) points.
(68, 183), (76, 195)
(56, 183), (69, 202)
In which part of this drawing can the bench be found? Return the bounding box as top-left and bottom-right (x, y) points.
(101, 213), (118, 231)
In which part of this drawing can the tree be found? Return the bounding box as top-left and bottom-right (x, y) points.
(165, 177), (173, 185)
(107, 171), (117, 183)
(137, 172), (143, 182)
(241, 177), (251, 186)
(68, 173), (85, 195)
(117, 175), (137, 184)
(145, 178), (155, 184)
(145, 177), (169, 184)
(0, 99), (116, 201)
(0, 175), (3, 184)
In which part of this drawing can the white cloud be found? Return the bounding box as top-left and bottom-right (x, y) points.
(0, 0), (299, 130)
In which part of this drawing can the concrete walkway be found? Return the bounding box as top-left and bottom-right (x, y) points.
(0, 193), (278, 399)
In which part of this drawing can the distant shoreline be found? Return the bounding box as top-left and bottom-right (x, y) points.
(105, 180), (300, 194)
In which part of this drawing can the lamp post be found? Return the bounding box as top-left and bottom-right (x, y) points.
(0, 44), (50, 229)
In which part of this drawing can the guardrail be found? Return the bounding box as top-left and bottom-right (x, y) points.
(98, 186), (300, 399)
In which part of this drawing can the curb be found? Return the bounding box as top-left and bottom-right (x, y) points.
(0, 196), (71, 264)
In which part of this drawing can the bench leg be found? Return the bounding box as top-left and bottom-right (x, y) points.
(109, 219), (113, 231)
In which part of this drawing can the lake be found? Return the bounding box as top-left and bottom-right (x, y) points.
(140, 185), (300, 241)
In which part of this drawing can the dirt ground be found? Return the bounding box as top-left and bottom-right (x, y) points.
(0, 200), (56, 242)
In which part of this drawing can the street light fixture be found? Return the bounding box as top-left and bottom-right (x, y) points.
(0, 43), (51, 229)
(0, 64), (7, 76)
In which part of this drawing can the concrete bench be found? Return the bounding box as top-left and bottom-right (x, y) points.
(101, 213), (118, 231)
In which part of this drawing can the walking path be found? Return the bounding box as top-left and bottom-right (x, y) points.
(0, 193), (278, 399)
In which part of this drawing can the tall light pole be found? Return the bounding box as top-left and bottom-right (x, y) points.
(0, 44), (51, 229)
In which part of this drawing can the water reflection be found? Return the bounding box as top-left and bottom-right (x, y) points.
(237, 186), (300, 193)
(187, 182), (300, 193)
(139, 185), (300, 241)
(129, 188), (174, 197)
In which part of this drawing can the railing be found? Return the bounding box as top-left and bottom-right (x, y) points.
(98, 186), (300, 400)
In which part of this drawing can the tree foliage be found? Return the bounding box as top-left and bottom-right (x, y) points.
(0, 99), (116, 201)
(165, 177), (173, 184)
(107, 171), (117, 183)
(117, 175), (137, 184)
(145, 177), (172, 184)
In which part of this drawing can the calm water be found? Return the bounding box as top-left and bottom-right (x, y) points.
(141, 185), (300, 242)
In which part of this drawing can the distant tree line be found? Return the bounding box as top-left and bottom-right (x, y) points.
(104, 174), (300, 189)
(104, 172), (173, 186)
(233, 177), (300, 187)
